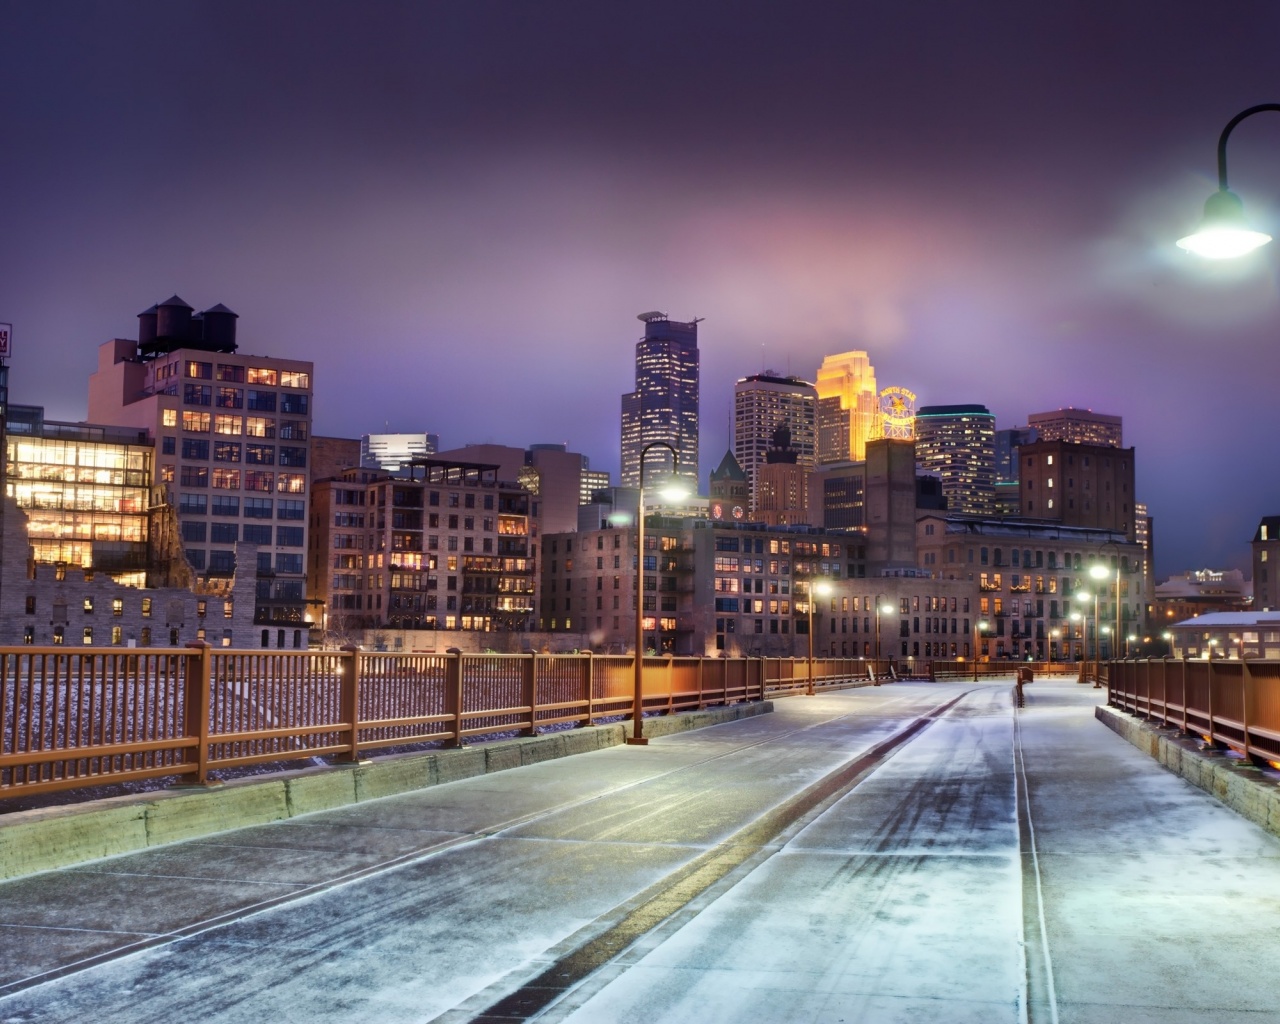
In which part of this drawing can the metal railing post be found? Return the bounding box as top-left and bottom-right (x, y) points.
(523, 652), (538, 736)
(183, 641), (212, 785)
(1241, 658), (1253, 764)
(584, 651), (595, 727)
(444, 649), (465, 747)
(336, 644), (362, 762)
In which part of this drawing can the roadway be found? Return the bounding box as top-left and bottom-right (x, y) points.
(2, 678), (1279, 1023)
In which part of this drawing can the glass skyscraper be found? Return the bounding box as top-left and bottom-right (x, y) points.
(620, 312), (699, 493)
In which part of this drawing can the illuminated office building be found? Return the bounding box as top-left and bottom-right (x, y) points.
(815, 351), (878, 464)
(1027, 408), (1122, 448)
(621, 312), (700, 494)
(733, 373), (816, 510)
(914, 404), (997, 517)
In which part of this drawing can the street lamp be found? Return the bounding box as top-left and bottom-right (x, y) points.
(806, 580), (833, 696)
(973, 619), (989, 681)
(1126, 633), (1138, 658)
(1178, 104), (1280, 259)
(874, 597), (896, 685)
(1049, 627), (1060, 669)
(1070, 610), (1085, 664)
(627, 441), (689, 747)
(1162, 630), (1175, 657)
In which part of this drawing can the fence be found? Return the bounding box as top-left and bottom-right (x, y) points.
(1109, 658), (1280, 764)
(1, 646), (906, 799)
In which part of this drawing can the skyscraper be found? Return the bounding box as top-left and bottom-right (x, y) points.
(815, 351), (879, 464)
(914, 404), (997, 516)
(1027, 408), (1123, 447)
(620, 312), (699, 492)
(732, 372), (816, 511)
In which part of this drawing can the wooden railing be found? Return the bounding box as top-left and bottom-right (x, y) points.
(1108, 658), (1280, 764)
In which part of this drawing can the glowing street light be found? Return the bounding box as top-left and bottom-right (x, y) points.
(1070, 611), (1085, 663)
(1049, 627), (1061, 667)
(873, 597), (896, 686)
(627, 442), (689, 746)
(1178, 104), (1280, 259)
(973, 619), (989, 681)
(806, 579), (833, 696)
(1162, 630), (1175, 657)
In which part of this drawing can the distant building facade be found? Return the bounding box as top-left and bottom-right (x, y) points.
(87, 297), (314, 633)
(1253, 516), (1280, 611)
(733, 372), (816, 510)
(361, 432), (439, 474)
(914, 404), (996, 517)
(1027, 408), (1123, 448)
(1017, 439), (1136, 540)
(815, 351), (878, 464)
(620, 312), (700, 494)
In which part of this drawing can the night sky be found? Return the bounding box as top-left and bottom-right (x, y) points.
(3, 2), (1279, 580)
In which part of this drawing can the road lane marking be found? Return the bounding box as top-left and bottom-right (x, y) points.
(1014, 701), (1060, 1024)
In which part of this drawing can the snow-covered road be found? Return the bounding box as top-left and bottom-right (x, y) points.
(3, 679), (1278, 1023)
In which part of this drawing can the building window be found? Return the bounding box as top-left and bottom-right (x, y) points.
(182, 410), (211, 432)
(245, 471), (274, 492)
(24, 596), (35, 615)
(277, 554), (304, 573)
(216, 364), (245, 383)
(281, 370), (310, 389)
(162, 408), (177, 427)
(209, 550), (236, 574)
(216, 387), (243, 408)
(179, 493), (208, 515)
(183, 384), (212, 407)
(111, 625), (123, 645)
(112, 598), (123, 617)
(23, 626), (34, 644)
(185, 360), (212, 379)
(278, 420), (308, 440)
(246, 444), (275, 465)
(245, 416), (275, 437)
(211, 522), (239, 543)
(276, 473), (305, 494)
(212, 468), (241, 490)
(243, 524), (273, 545)
(244, 497), (273, 518)
(82, 627), (93, 645)
(181, 438), (210, 460)
(280, 393), (308, 415)
(248, 367), (279, 386)
(53, 626), (64, 645)
(278, 446), (307, 467)
(247, 390), (277, 413)
(180, 466), (209, 488)
(277, 499), (305, 520)
(212, 495), (240, 516)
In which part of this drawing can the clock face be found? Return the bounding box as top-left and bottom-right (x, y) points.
(731, 505), (744, 520)
(711, 502), (725, 520)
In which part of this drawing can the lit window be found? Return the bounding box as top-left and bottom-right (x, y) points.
(248, 367), (279, 386)
(162, 408), (177, 427)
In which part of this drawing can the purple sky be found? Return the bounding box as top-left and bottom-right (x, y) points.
(2, 2), (1280, 580)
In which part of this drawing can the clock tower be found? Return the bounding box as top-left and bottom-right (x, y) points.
(708, 450), (748, 522)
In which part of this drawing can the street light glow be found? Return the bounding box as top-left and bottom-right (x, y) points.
(1177, 190), (1272, 258)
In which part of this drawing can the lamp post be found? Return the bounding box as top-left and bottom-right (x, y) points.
(1178, 104), (1280, 259)
(1049, 627), (1060, 669)
(973, 619), (989, 681)
(1162, 630), (1175, 658)
(806, 580), (833, 696)
(1089, 563), (1114, 690)
(1070, 611), (1085, 664)
(874, 597), (895, 685)
(627, 441), (688, 746)
(1126, 634), (1138, 658)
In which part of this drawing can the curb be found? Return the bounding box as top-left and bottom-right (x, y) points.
(0, 701), (773, 882)
(1096, 704), (1280, 838)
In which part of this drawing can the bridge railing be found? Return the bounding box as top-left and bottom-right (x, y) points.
(1108, 658), (1280, 764)
(1, 647), (896, 799)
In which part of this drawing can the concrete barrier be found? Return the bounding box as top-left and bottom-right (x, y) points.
(1097, 704), (1280, 840)
(0, 701), (773, 882)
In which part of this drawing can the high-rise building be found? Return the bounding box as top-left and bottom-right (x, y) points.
(815, 351), (879, 464)
(88, 296), (314, 632)
(914, 405), (996, 516)
(620, 312), (700, 494)
(732, 373), (816, 510)
(994, 426), (1038, 484)
(1027, 408), (1122, 447)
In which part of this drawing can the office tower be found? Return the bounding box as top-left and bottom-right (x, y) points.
(88, 296), (314, 633)
(754, 425), (812, 527)
(914, 404), (997, 516)
(620, 312), (700, 493)
(815, 351), (878, 464)
(994, 426), (1038, 484)
(1027, 408), (1123, 447)
(733, 372), (816, 510)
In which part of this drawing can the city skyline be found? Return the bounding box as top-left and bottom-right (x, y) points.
(2, 4), (1280, 578)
